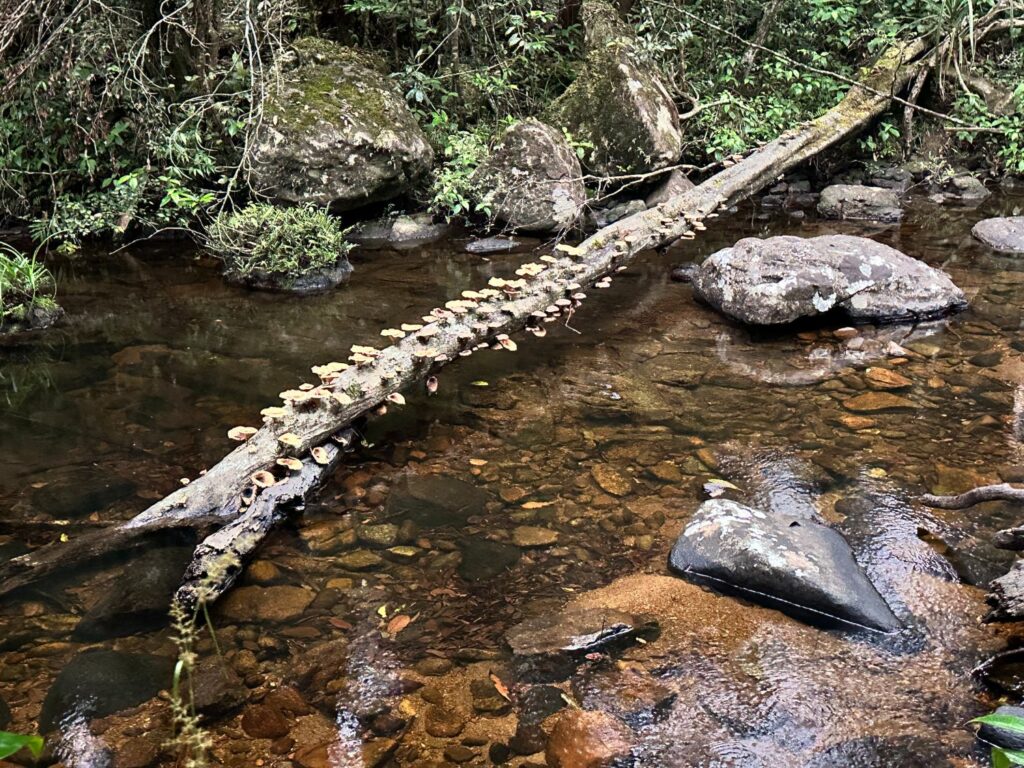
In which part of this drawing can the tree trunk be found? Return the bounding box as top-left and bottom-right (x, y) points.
(0, 38), (932, 602)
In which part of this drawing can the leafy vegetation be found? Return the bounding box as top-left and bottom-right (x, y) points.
(0, 242), (57, 328)
(0, 0), (1021, 235)
(205, 204), (351, 281)
(973, 710), (1024, 767)
(0, 731), (44, 761)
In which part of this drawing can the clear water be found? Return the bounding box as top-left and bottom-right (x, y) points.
(1, 192), (1023, 767)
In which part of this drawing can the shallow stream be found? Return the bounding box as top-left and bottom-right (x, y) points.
(2, 191), (1024, 767)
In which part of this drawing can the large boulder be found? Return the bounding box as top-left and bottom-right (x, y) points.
(472, 119), (586, 232)
(252, 38), (433, 210)
(973, 216), (1024, 253)
(691, 234), (967, 325)
(668, 499), (900, 632)
(546, 0), (681, 176)
(817, 184), (903, 222)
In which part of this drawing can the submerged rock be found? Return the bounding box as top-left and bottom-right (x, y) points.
(74, 546), (193, 640)
(973, 216), (1024, 253)
(384, 473), (492, 527)
(349, 213), (449, 249)
(252, 38), (433, 210)
(545, 709), (634, 768)
(546, 0), (681, 176)
(472, 118), (586, 232)
(668, 499), (900, 632)
(506, 605), (652, 657)
(817, 184), (903, 222)
(464, 236), (523, 255)
(39, 650), (173, 732)
(216, 585), (315, 623)
(691, 234), (966, 325)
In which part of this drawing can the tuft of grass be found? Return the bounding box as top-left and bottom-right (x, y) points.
(205, 203), (352, 281)
(0, 242), (57, 327)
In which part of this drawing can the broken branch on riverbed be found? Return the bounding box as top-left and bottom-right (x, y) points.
(919, 483), (1024, 510)
(0, 37), (937, 604)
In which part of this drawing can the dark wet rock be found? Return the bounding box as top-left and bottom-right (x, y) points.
(545, 709), (634, 768)
(507, 605), (653, 658)
(512, 525), (559, 548)
(39, 649), (173, 732)
(349, 214), (449, 249)
(470, 677), (512, 715)
(973, 217), (1024, 253)
(252, 38), (432, 210)
(424, 705), (467, 737)
(546, 0), (681, 176)
(489, 742), (512, 763)
(415, 657), (453, 676)
(356, 523), (399, 548)
(518, 684), (568, 726)
(216, 585), (315, 623)
(385, 473), (493, 527)
(473, 118), (586, 232)
(670, 263), (698, 283)
(458, 537), (520, 581)
(590, 198), (646, 228)
(445, 744), (477, 763)
(31, 466), (137, 519)
(817, 184), (903, 222)
(0, 694), (9, 729)
(0, 301), (64, 335)
(868, 166), (913, 195)
(969, 350), (1002, 367)
(572, 664), (675, 727)
(112, 734), (163, 768)
(242, 702), (291, 739)
(464, 236), (522, 255)
(646, 168), (695, 208)
(226, 259), (353, 295)
(691, 234), (966, 325)
(190, 658), (247, 716)
(509, 723), (546, 755)
(668, 499), (900, 632)
(939, 173), (991, 202)
(74, 546), (193, 640)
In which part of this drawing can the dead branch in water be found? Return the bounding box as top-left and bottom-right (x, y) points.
(0, 37), (935, 604)
(919, 483), (1024, 510)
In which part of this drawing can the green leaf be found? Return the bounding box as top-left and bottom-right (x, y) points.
(0, 731), (44, 760)
(972, 714), (1024, 735)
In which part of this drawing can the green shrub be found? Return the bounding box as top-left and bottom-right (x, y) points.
(0, 243), (57, 327)
(205, 203), (352, 280)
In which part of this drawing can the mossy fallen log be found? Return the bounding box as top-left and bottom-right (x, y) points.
(0, 37), (932, 603)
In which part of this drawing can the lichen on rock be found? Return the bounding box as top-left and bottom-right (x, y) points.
(545, 0), (682, 177)
(252, 37), (434, 210)
(472, 118), (586, 232)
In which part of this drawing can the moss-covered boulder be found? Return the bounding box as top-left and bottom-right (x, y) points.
(546, 1), (681, 177)
(473, 119), (586, 232)
(252, 38), (433, 210)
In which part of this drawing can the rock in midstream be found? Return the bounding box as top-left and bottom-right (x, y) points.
(973, 216), (1024, 253)
(691, 234), (967, 325)
(668, 499), (901, 632)
(817, 184), (903, 222)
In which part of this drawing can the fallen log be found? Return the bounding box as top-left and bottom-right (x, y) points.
(919, 483), (1024, 510)
(0, 37), (932, 602)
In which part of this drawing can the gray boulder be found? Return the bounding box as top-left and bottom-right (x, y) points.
(817, 184), (903, 222)
(645, 168), (695, 208)
(668, 499), (900, 632)
(546, 0), (681, 176)
(692, 234), (967, 325)
(473, 119), (586, 232)
(252, 38), (433, 210)
(973, 216), (1024, 253)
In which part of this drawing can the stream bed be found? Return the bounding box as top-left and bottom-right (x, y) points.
(2, 191), (1024, 767)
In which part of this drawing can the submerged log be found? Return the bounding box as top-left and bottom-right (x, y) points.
(919, 483), (1024, 510)
(0, 38), (932, 602)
